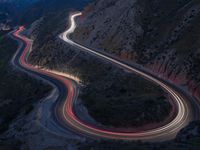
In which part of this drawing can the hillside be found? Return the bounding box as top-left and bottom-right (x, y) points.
(72, 0), (200, 103)
(27, 0), (172, 129)
(0, 30), (51, 135)
(1, 0), (200, 149)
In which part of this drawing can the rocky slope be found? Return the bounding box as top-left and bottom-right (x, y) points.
(0, 30), (51, 136)
(73, 0), (200, 102)
(1, 0), (200, 149)
(73, 0), (143, 58)
(28, 16), (171, 129)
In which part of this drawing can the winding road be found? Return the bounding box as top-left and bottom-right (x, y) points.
(10, 12), (200, 141)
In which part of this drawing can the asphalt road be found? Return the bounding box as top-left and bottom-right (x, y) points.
(59, 12), (200, 141)
(10, 12), (200, 141)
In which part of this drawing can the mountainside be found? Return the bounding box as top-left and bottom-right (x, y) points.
(26, 0), (200, 145)
(72, 0), (200, 102)
(27, 0), (171, 129)
(1, 0), (200, 149)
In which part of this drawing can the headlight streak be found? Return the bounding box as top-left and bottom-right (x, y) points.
(11, 12), (198, 142)
(58, 12), (194, 141)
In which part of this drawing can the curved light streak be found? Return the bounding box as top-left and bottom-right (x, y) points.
(11, 12), (197, 141)
(58, 12), (194, 141)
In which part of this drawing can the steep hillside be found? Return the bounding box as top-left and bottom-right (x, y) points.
(73, 0), (143, 58)
(1, 0), (200, 149)
(72, 0), (200, 102)
(0, 31), (51, 134)
(27, 0), (172, 129)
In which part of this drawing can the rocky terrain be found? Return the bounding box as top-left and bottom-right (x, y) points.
(1, 0), (200, 149)
(28, 18), (171, 129)
(26, 0), (173, 129)
(0, 30), (51, 136)
(73, 0), (200, 103)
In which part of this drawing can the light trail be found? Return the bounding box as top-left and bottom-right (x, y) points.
(58, 12), (196, 141)
(10, 12), (198, 142)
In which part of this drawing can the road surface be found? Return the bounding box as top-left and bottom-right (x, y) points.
(10, 12), (200, 141)
(59, 12), (200, 141)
